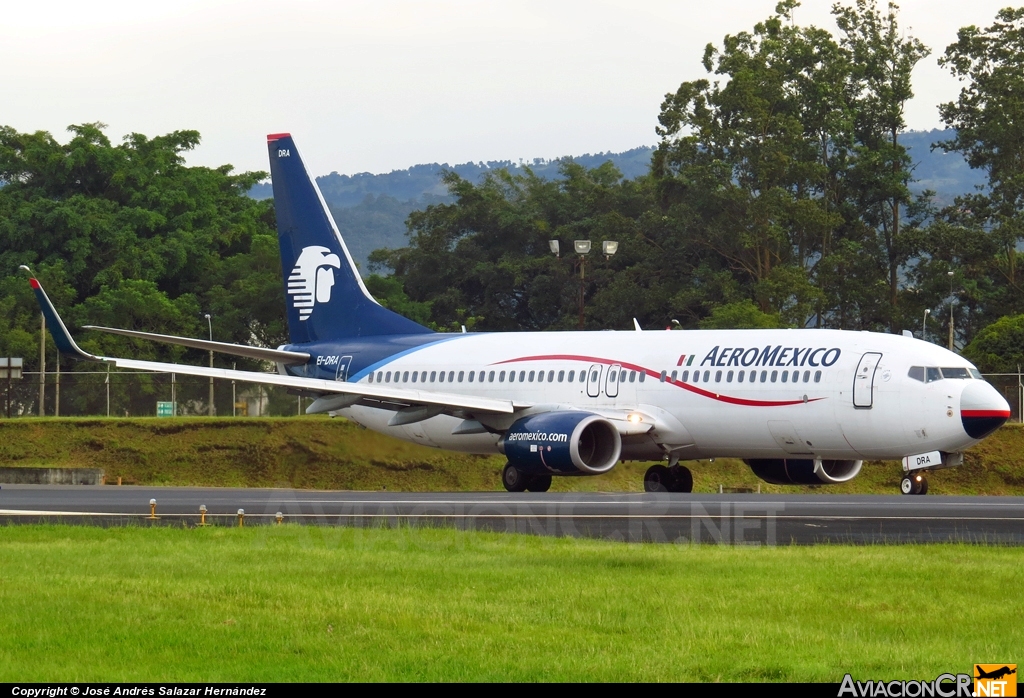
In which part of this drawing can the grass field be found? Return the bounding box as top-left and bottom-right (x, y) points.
(1, 417), (1023, 494)
(0, 525), (1020, 682)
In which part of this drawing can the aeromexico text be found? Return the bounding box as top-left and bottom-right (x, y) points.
(700, 346), (842, 368)
(506, 432), (570, 443)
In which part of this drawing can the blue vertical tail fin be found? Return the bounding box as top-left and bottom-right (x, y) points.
(267, 133), (432, 343)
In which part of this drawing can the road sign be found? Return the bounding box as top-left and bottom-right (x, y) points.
(156, 401), (175, 417)
(1, 357), (23, 380)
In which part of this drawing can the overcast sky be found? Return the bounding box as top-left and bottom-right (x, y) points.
(2, 0), (1013, 177)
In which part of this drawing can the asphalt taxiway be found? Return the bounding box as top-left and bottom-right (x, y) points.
(2, 485), (1023, 544)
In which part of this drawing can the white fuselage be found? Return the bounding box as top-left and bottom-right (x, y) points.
(339, 328), (999, 463)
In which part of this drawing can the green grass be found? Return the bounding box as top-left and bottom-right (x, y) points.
(1, 417), (1023, 494)
(0, 525), (1021, 681)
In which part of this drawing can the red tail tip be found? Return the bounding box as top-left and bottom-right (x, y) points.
(29, 278), (40, 289)
(267, 133), (291, 142)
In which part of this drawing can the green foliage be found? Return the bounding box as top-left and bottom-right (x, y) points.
(0, 123), (280, 415)
(698, 300), (785, 329)
(963, 314), (1024, 373)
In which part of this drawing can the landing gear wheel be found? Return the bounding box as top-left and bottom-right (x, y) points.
(502, 463), (528, 492)
(900, 475), (914, 495)
(527, 475), (552, 493)
(901, 474), (926, 495)
(644, 464), (670, 492)
(668, 465), (693, 493)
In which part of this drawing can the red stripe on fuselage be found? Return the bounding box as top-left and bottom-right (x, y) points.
(961, 409), (1011, 418)
(493, 354), (823, 407)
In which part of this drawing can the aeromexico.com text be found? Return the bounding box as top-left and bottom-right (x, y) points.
(505, 432), (569, 443)
(700, 346), (842, 368)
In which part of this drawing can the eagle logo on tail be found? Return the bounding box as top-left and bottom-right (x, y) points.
(287, 246), (342, 320)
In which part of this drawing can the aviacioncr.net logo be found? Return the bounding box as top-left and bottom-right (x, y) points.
(288, 246), (341, 320)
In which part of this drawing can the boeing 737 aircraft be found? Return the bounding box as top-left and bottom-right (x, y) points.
(29, 133), (1012, 495)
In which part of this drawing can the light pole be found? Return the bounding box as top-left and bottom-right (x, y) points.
(922, 308), (930, 341)
(204, 314), (214, 416)
(947, 271), (955, 351)
(550, 240), (618, 330)
(19, 265), (44, 416)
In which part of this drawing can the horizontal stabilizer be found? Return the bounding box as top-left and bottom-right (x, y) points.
(82, 326), (309, 365)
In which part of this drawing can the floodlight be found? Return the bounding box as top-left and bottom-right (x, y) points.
(574, 240), (591, 255)
(548, 240), (560, 256)
(602, 241), (619, 256)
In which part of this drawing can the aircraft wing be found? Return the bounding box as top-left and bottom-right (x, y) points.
(81, 325), (309, 365)
(29, 277), (518, 418)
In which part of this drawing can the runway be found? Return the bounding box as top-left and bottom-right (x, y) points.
(2, 485), (1023, 544)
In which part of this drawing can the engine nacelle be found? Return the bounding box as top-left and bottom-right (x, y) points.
(745, 458), (863, 485)
(500, 411), (622, 475)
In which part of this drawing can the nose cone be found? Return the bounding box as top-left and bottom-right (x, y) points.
(960, 380), (1011, 439)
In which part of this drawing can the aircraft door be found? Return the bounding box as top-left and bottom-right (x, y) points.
(853, 352), (882, 408)
(335, 355), (353, 382)
(586, 364), (603, 398)
(605, 364), (621, 398)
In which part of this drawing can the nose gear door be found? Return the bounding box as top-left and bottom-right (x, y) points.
(853, 352), (882, 408)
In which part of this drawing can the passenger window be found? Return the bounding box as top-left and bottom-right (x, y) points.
(726, 370), (733, 382)
(508, 371), (515, 383)
(567, 370), (575, 382)
(680, 370), (687, 381)
(926, 367), (942, 382)
(660, 370), (667, 382)
(558, 370), (565, 382)
(803, 370), (810, 383)
(608, 370), (617, 382)
(457, 371), (464, 382)
(438, 371), (445, 382)
(537, 371), (544, 383)
(619, 371), (627, 383)
(693, 371), (699, 384)
(488, 371), (494, 382)
(430, 371), (436, 382)
(411, 372), (418, 383)
(908, 366), (924, 382)
(770, 370), (778, 383)
(629, 370), (636, 382)
(703, 370), (710, 382)
(448, 371), (455, 382)
(814, 370), (821, 383)
(529, 371), (535, 382)
(385, 371), (392, 382)
(499, 370), (506, 382)
(548, 370), (555, 382)
(671, 370), (678, 381)
(467, 371), (474, 382)
(715, 370), (722, 382)
(590, 370), (598, 382)
(760, 370), (767, 383)
(781, 370), (788, 383)
(368, 372), (374, 383)
(638, 372), (645, 383)
(940, 367), (970, 379)
(737, 370), (744, 382)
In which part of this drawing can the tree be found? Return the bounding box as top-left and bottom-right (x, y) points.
(937, 8), (1024, 324)
(963, 314), (1024, 372)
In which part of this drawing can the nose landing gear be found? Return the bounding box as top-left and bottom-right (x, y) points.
(900, 473), (929, 495)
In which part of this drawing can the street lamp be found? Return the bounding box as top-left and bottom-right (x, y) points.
(19, 265), (44, 416)
(922, 308), (930, 341)
(204, 313), (214, 416)
(947, 271), (955, 351)
(549, 240), (618, 329)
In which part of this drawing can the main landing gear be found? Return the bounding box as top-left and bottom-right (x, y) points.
(900, 472), (929, 495)
(644, 464), (693, 493)
(501, 463), (552, 493)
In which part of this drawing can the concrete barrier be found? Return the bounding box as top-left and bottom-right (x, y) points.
(0, 467), (105, 485)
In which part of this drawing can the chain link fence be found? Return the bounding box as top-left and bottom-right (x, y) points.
(1, 369), (312, 418)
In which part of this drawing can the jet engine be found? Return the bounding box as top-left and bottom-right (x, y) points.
(745, 458), (863, 485)
(499, 411), (622, 475)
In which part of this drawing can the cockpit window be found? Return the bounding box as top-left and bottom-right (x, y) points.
(926, 367), (942, 383)
(908, 366), (924, 382)
(970, 368), (984, 380)
(940, 367), (971, 379)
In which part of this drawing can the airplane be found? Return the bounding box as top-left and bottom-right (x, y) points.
(975, 666), (1016, 681)
(28, 133), (1012, 495)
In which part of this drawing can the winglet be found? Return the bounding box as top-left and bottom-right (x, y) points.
(28, 278), (103, 361)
